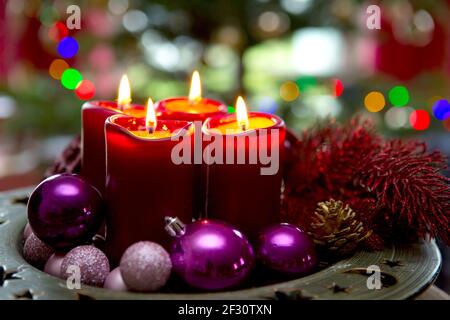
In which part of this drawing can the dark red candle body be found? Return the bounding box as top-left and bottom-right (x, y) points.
(81, 101), (145, 195)
(105, 115), (194, 264)
(155, 97), (227, 218)
(202, 112), (286, 241)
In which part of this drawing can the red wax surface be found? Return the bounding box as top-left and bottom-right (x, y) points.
(81, 101), (146, 195)
(155, 97), (227, 122)
(202, 112), (286, 241)
(105, 115), (194, 265)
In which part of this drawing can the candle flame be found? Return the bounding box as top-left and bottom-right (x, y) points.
(118, 74), (131, 110)
(188, 70), (202, 103)
(146, 97), (157, 133)
(235, 96), (249, 131)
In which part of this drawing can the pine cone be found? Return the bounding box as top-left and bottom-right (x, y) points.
(45, 134), (81, 178)
(308, 199), (372, 256)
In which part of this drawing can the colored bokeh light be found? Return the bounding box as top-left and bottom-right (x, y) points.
(227, 106), (235, 113)
(280, 81), (300, 102)
(444, 118), (450, 131)
(75, 80), (96, 100)
(364, 91), (385, 112)
(48, 21), (68, 42)
(61, 68), (83, 90)
(296, 76), (316, 92)
(333, 79), (344, 97)
(432, 99), (450, 121)
(57, 37), (79, 59)
(49, 59), (70, 80)
(409, 109), (430, 131)
(389, 86), (410, 107)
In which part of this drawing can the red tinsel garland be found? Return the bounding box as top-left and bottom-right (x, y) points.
(283, 117), (450, 248)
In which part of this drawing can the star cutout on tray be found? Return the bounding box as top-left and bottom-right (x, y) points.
(0, 266), (21, 287)
(272, 288), (315, 300)
(14, 289), (34, 300)
(11, 195), (30, 205)
(327, 283), (351, 294)
(383, 259), (403, 268)
(0, 218), (6, 226)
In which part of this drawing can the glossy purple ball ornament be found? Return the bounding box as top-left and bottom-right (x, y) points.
(27, 174), (104, 250)
(166, 217), (255, 291)
(256, 223), (317, 275)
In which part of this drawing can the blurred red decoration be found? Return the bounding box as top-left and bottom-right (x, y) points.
(333, 79), (344, 97)
(409, 109), (430, 131)
(75, 80), (96, 100)
(48, 21), (69, 42)
(283, 117), (450, 249)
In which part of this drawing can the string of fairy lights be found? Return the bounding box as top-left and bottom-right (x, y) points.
(47, 21), (96, 100)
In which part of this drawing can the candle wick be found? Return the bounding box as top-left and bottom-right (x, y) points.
(147, 126), (155, 134)
(240, 123), (247, 131)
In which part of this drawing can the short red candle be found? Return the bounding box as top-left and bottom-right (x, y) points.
(155, 97), (227, 122)
(81, 101), (146, 194)
(155, 71), (227, 122)
(202, 112), (286, 241)
(105, 114), (194, 264)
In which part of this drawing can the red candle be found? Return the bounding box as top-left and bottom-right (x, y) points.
(202, 97), (286, 241)
(105, 99), (194, 264)
(155, 71), (227, 122)
(155, 71), (227, 218)
(81, 75), (145, 194)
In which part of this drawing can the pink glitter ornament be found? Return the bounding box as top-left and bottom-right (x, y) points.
(61, 245), (110, 287)
(119, 241), (172, 292)
(23, 233), (54, 269)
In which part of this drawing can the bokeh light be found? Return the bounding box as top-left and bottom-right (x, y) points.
(75, 80), (96, 100)
(48, 22), (68, 42)
(280, 81), (299, 102)
(385, 107), (414, 129)
(227, 106), (236, 113)
(57, 37), (79, 59)
(364, 91), (385, 112)
(444, 118), (450, 131)
(296, 76), (316, 92)
(49, 59), (70, 80)
(61, 68), (83, 90)
(123, 10), (148, 32)
(333, 78), (344, 97)
(410, 109), (430, 131)
(389, 86), (410, 107)
(432, 99), (450, 121)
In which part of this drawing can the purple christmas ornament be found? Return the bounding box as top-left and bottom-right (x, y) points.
(27, 174), (104, 249)
(23, 233), (54, 269)
(104, 267), (128, 292)
(167, 217), (254, 291)
(44, 253), (66, 278)
(120, 241), (172, 292)
(61, 245), (110, 287)
(256, 223), (317, 275)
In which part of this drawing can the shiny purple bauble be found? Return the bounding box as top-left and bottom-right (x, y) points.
(170, 219), (254, 291)
(27, 174), (104, 250)
(256, 223), (317, 275)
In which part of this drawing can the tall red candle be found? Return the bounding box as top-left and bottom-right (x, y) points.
(81, 75), (145, 194)
(105, 106), (194, 264)
(202, 97), (286, 241)
(155, 71), (227, 218)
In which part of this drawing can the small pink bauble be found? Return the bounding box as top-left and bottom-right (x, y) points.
(120, 241), (172, 292)
(23, 233), (54, 269)
(23, 223), (33, 240)
(104, 267), (128, 292)
(61, 245), (110, 287)
(44, 253), (66, 278)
